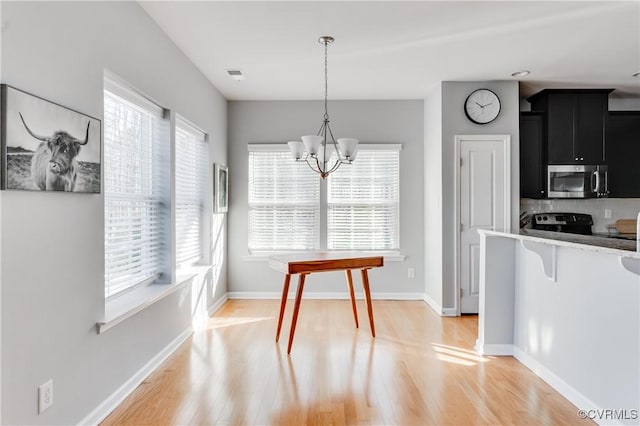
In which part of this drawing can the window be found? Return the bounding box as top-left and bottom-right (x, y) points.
(247, 144), (400, 254)
(248, 145), (320, 252)
(175, 118), (208, 267)
(328, 146), (400, 251)
(103, 80), (169, 298)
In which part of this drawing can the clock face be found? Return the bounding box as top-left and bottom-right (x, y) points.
(464, 89), (501, 124)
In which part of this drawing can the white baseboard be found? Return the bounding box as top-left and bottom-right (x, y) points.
(512, 347), (612, 425)
(208, 293), (229, 317)
(423, 294), (443, 315)
(441, 308), (458, 317)
(77, 328), (193, 426)
(474, 341), (514, 356)
(227, 291), (425, 300)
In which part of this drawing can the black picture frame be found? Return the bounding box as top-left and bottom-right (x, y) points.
(214, 163), (228, 213)
(0, 84), (102, 193)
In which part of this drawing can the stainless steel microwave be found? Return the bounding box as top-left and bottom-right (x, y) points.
(547, 165), (608, 198)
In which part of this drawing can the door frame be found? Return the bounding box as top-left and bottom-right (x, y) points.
(454, 134), (511, 316)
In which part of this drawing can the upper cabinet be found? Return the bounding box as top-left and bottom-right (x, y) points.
(527, 89), (613, 164)
(519, 112), (546, 199)
(606, 111), (640, 198)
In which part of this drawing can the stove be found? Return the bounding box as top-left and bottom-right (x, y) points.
(531, 213), (593, 235)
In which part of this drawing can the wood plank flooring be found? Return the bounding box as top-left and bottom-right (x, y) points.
(101, 300), (592, 425)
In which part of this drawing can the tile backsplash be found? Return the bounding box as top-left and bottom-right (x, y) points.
(521, 198), (640, 233)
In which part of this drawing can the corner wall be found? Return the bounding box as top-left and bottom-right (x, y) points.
(0, 2), (227, 424)
(227, 100), (424, 297)
(423, 84), (443, 310)
(433, 81), (520, 312)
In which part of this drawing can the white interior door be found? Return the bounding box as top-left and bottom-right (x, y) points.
(458, 135), (510, 314)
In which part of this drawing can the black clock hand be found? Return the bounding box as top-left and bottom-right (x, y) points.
(475, 102), (484, 108)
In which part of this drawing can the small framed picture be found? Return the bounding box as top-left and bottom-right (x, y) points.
(214, 163), (228, 213)
(1, 84), (101, 193)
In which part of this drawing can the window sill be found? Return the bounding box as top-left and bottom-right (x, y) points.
(97, 264), (213, 334)
(242, 252), (406, 262)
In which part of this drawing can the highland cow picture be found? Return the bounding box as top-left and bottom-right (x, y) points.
(1, 85), (101, 193)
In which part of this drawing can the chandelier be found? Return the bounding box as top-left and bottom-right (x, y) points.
(287, 36), (358, 179)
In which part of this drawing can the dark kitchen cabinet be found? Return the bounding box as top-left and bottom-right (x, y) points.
(528, 89), (612, 165)
(520, 112), (546, 198)
(606, 111), (640, 197)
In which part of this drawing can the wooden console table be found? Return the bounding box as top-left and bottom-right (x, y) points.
(268, 252), (384, 354)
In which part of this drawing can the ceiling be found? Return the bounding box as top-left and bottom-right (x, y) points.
(140, 1), (640, 101)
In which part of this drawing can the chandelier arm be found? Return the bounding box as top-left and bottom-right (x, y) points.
(326, 123), (343, 159)
(315, 152), (324, 174)
(326, 158), (343, 174)
(304, 157), (322, 175)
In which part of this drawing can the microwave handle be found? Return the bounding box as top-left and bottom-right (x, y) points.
(593, 171), (601, 194)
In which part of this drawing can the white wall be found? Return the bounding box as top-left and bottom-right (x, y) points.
(227, 100), (424, 297)
(423, 84), (443, 309)
(427, 81), (520, 312)
(0, 2), (227, 424)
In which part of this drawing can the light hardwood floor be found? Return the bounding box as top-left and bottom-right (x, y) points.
(101, 300), (592, 425)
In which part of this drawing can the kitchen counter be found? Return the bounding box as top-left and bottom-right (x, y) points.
(521, 228), (637, 252)
(476, 230), (640, 424)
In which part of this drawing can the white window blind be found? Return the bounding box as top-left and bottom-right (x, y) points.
(248, 145), (320, 252)
(328, 145), (400, 251)
(175, 118), (208, 267)
(104, 82), (169, 298)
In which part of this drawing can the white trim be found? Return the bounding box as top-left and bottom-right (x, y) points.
(227, 291), (425, 300)
(77, 328), (193, 426)
(208, 293), (229, 317)
(175, 114), (206, 140)
(248, 143), (403, 152)
(242, 253), (406, 262)
(423, 293), (443, 315)
(474, 341), (514, 356)
(98, 276), (194, 334)
(441, 308), (458, 317)
(247, 143), (289, 152)
(104, 70), (166, 118)
(454, 134), (511, 316)
(512, 347), (614, 426)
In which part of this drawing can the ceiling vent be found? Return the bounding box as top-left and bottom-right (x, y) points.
(225, 69), (245, 81)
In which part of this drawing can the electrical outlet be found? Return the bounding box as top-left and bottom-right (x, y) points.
(604, 209), (612, 219)
(408, 267), (415, 278)
(38, 380), (53, 414)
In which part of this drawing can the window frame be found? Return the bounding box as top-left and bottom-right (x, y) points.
(327, 144), (401, 252)
(246, 143), (401, 257)
(103, 78), (170, 300)
(175, 115), (209, 270)
(247, 144), (321, 254)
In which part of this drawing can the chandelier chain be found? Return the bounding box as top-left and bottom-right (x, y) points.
(324, 40), (329, 120)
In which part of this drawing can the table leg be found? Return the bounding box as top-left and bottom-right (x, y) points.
(345, 269), (359, 328)
(275, 274), (291, 342)
(360, 268), (376, 337)
(287, 273), (307, 354)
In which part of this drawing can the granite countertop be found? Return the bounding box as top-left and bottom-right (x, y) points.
(520, 228), (637, 252)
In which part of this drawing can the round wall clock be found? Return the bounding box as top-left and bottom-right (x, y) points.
(464, 89), (501, 124)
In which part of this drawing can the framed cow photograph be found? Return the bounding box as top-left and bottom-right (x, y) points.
(0, 85), (101, 193)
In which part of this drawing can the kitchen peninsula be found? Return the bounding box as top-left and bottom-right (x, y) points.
(476, 230), (639, 424)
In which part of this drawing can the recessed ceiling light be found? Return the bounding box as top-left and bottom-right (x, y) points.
(633, 72), (640, 77)
(511, 70), (530, 77)
(225, 69), (245, 81)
